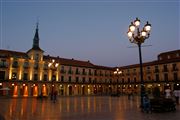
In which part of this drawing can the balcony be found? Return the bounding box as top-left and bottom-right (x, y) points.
(0, 61), (8, 68)
(82, 72), (87, 75)
(172, 68), (178, 72)
(146, 70), (151, 74)
(43, 67), (48, 70)
(162, 69), (168, 72)
(126, 73), (130, 76)
(89, 72), (93, 76)
(60, 70), (66, 74)
(154, 69), (159, 73)
(12, 64), (18, 68)
(94, 73), (98, 76)
(68, 70), (73, 74)
(0, 64), (8, 68)
(24, 66), (29, 69)
(34, 66), (39, 70)
(76, 71), (81, 75)
(100, 73), (104, 76)
(132, 72), (137, 75)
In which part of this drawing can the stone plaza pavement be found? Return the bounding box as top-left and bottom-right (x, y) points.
(0, 96), (180, 120)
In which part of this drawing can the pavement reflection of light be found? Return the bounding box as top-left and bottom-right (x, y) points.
(1, 96), (180, 120)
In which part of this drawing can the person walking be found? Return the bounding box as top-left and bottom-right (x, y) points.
(53, 90), (58, 103)
(143, 94), (151, 113)
(165, 88), (171, 98)
(173, 90), (179, 105)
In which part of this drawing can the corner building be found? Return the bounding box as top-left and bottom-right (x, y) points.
(116, 50), (180, 94)
(0, 25), (116, 97)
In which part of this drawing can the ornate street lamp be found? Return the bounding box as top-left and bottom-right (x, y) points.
(127, 17), (151, 109)
(114, 68), (122, 75)
(114, 68), (122, 94)
(48, 59), (59, 98)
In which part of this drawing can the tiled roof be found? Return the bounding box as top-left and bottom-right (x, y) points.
(43, 56), (114, 70)
(118, 58), (180, 69)
(93, 65), (114, 70)
(0, 49), (113, 69)
(158, 49), (180, 57)
(43, 55), (95, 68)
(0, 49), (28, 58)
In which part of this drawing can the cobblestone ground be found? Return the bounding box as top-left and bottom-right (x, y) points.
(0, 96), (180, 120)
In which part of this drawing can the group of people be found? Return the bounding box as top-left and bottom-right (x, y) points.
(165, 88), (180, 105)
(142, 88), (180, 113)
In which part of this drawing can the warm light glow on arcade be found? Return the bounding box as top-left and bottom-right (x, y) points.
(13, 85), (18, 97)
(23, 86), (28, 97)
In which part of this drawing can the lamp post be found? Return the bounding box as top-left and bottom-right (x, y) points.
(114, 68), (122, 95)
(127, 18), (151, 108)
(48, 59), (59, 98)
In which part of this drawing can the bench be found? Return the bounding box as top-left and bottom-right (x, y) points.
(150, 98), (176, 112)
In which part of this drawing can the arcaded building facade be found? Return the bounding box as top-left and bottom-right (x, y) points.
(0, 25), (116, 97)
(116, 50), (180, 94)
(0, 25), (180, 97)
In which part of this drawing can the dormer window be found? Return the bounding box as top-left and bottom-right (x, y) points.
(35, 54), (39, 61)
(167, 55), (170, 59)
(176, 53), (179, 57)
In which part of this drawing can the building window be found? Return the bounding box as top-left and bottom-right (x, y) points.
(34, 63), (38, 69)
(93, 78), (96, 83)
(163, 65), (168, 72)
(176, 53), (179, 57)
(69, 76), (71, 82)
(23, 73), (28, 80)
(155, 74), (159, 81)
(44, 63), (48, 70)
(34, 74), (38, 81)
(23, 62), (29, 69)
(82, 77), (85, 83)
(52, 75), (56, 81)
(172, 63), (178, 71)
(76, 68), (80, 75)
(76, 77), (79, 83)
(0, 60), (7, 68)
(167, 55), (170, 59)
(89, 69), (92, 75)
(109, 79), (112, 83)
(128, 78), (130, 83)
(12, 61), (18, 68)
(89, 77), (91, 83)
(82, 69), (86, 75)
(35, 53), (39, 61)
(44, 74), (47, 81)
(164, 73), (168, 81)
(134, 77), (136, 83)
(148, 76), (151, 81)
(61, 76), (64, 82)
(0, 71), (5, 80)
(100, 71), (103, 76)
(147, 66), (151, 74)
(68, 67), (73, 74)
(174, 73), (178, 81)
(94, 70), (97, 76)
(122, 78), (124, 83)
(155, 65), (159, 73)
(60, 66), (66, 74)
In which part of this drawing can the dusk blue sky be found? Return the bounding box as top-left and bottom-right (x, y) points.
(0, 0), (179, 67)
